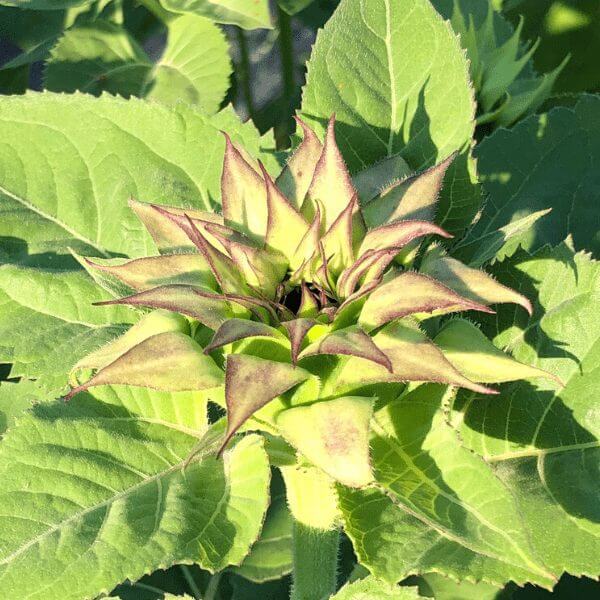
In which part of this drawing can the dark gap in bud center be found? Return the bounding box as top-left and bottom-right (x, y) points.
(282, 286), (302, 313)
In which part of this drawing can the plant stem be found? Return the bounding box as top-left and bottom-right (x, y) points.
(291, 521), (340, 600)
(235, 27), (255, 122)
(275, 4), (296, 149)
(204, 572), (222, 600)
(180, 565), (202, 600)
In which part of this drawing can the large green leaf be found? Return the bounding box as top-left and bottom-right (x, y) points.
(157, 0), (272, 29)
(300, 0), (480, 235)
(456, 95), (600, 263)
(45, 16), (231, 114)
(0, 93), (276, 260)
(0, 93), (276, 391)
(0, 385), (270, 599)
(0, 264), (135, 396)
(0, 380), (38, 435)
(232, 472), (293, 582)
(452, 243), (600, 579)
(339, 384), (557, 588)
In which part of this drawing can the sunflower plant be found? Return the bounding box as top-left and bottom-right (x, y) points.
(0, 0), (597, 599)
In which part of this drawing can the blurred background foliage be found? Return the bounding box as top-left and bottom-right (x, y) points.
(0, 0), (599, 598)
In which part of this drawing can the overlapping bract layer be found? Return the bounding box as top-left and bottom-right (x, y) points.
(69, 116), (554, 486)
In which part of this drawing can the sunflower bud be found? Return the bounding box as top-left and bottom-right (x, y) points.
(71, 117), (557, 487)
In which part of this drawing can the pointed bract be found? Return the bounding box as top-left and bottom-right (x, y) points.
(205, 220), (287, 299)
(362, 154), (456, 228)
(421, 252), (533, 314)
(299, 326), (392, 372)
(336, 322), (497, 395)
(219, 355), (312, 454)
(298, 283), (319, 318)
(290, 203), (322, 276)
(129, 198), (223, 254)
(276, 116), (323, 209)
(65, 332), (223, 399)
(303, 115), (355, 229)
(282, 318), (317, 364)
(321, 194), (363, 276)
(434, 319), (561, 385)
(277, 397), (374, 488)
(359, 271), (493, 332)
(337, 248), (398, 298)
(71, 310), (190, 380)
(221, 133), (268, 242)
(94, 284), (234, 330)
(83, 254), (217, 292)
(261, 161), (311, 262)
(182, 215), (251, 296)
(204, 319), (285, 354)
(358, 220), (452, 257)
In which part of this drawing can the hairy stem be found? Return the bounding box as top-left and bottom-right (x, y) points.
(291, 521), (340, 600)
(275, 4), (296, 148)
(235, 27), (255, 122)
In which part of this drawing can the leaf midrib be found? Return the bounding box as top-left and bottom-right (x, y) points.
(0, 184), (107, 257)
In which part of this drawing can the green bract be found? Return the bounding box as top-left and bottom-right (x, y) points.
(67, 116), (554, 488)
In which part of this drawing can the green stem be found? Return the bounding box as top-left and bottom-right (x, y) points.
(275, 4), (296, 149)
(204, 572), (222, 600)
(235, 27), (255, 122)
(291, 521), (340, 600)
(180, 565), (202, 600)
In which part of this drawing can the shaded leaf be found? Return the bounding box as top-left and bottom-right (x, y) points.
(301, 0), (480, 235)
(453, 244), (600, 578)
(232, 473), (293, 582)
(340, 385), (557, 588)
(45, 16), (231, 113)
(468, 96), (600, 258)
